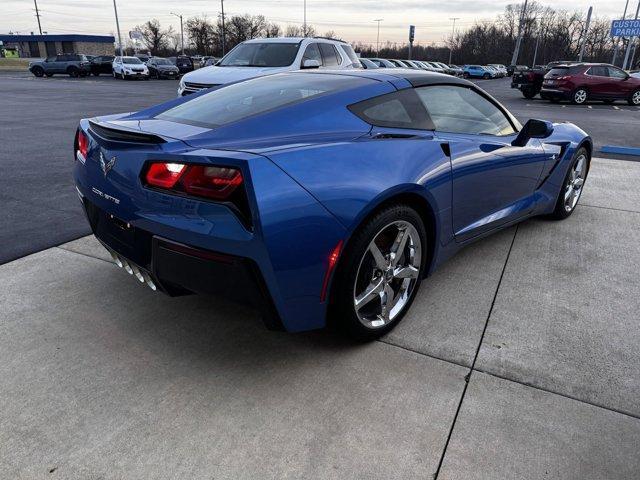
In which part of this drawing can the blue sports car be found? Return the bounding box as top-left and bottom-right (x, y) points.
(73, 70), (591, 340)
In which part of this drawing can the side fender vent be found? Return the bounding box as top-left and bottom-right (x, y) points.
(440, 142), (451, 157)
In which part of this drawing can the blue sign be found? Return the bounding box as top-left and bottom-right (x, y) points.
(611, 19), (640, 37)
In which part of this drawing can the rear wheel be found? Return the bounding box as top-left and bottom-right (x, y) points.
(549, 147), (590, 219)
(32, 66), (44, 77)
(572, 88), (588, 105)
(483, 73), (491, 79)
(463, 72), (470, 78)
(629, 89), (640, 106)
(330, 204), (426, 341)
(67, 67), (79, 77)
(522, 87), (536, 99)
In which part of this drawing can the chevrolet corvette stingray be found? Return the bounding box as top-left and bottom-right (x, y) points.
(73, 70), (591, 339)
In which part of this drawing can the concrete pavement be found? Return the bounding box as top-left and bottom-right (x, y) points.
(1, 158), (639, 478)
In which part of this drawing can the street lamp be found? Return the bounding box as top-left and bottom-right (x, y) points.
(448, 17), (459, 65)
(112, 0), (123, 56)
(374, 19), (383, 56)
(170, 12), (184, 55)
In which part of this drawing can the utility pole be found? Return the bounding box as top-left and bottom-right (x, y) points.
(33, 0), (42, 35)
(448, 17), (459, 65)
(303, 0), (307, 36)
(510, 0), (529, 67)
(374, 19), (383, 56)
(220, 0), (226, 56)
(532, 32), (540, 67)
(112, 0), (123, 56)
(612, 0), (630, 65)
(170, 12), (184, 55)
(622, 0), (640, 69)
(578, 6), (593, 62)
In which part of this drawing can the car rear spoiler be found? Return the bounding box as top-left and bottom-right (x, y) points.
(88, 119), (167, 144)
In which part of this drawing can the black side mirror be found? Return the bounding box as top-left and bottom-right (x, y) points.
(512, 119), (554, 147)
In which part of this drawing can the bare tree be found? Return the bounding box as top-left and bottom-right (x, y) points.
(135, 19), (173, 55)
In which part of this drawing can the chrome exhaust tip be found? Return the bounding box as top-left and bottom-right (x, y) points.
(132, 266), (145, 283)
(142, 272), (157, 291)
(123, 261), (133, 275)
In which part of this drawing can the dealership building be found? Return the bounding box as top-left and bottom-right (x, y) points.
(0, 34), (115, 58)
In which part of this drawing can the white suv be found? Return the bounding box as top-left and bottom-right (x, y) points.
(112, 56), (149, 80)
(177, 37), (361, 96)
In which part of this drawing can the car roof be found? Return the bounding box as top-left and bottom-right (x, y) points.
(243, 36), (346, 45)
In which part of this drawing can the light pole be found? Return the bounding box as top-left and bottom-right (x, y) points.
(510, 0), (529, 67)
(170, 12), (184, 55)
(112, 0), (123, 56)
(448, 17), (459, 65)
(220, 0), (226, 56)
(612, 0), (630, 65)
(622, 0), (640, 69)
(578, 6), (593, 62)
(303, 0), (307, 36)
(374, 19), (383, 56)
(33, 0), (42, 35)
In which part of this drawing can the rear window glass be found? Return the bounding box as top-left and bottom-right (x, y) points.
(158, 73), (371, 128)
(340, 45), (360, 64)
(547, 67), (572, 76)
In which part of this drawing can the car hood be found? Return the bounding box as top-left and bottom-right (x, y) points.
(182, 65), (286, 84)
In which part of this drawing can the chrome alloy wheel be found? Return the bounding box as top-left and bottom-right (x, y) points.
(353, 220), (422, 329)
(574, 89), (587, 104)
(632, 90), (640, 105)
(564, 153), (587, 212)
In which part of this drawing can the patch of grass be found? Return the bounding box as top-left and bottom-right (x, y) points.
(0, 58), (31, 70)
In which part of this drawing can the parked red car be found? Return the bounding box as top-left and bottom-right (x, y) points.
(540, 63), (640, 105)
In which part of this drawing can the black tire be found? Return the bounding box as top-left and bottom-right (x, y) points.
(463, 72), (470, 79)
(483, 73), (491, 79)
(549, 147), (590, 220)
(329, 204), (427, 341)
(32, 67), (44, 77)
(67, 67), (79, 78)
(571, 87), (588, 105)
(522, 87), (536, 99)
(628, 89), (640, 106)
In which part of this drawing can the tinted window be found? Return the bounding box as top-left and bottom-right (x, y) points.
(219, 42), (299, 67)
(608, 66), (627, 79)
(302, 43), (322, 64)
(588, 66), (608, 77)
(158, 74), (370, 128)
(348, 89), (433, 129)
(416, 85), (515, 136)
(122, 57), (142, 64)
(320, 44), (340, 66)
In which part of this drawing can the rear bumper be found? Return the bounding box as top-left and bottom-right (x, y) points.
(82, 197), (284, 330)
(540, 88), (571, 100)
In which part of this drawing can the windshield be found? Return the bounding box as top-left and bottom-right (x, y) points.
(219, 42), (299, 67)
(123, 57), (142, 64)
(157, 73), (370, 128)
(154, 59), (172, 65)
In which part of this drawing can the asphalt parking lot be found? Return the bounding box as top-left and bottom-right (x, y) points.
(2, 157), (639, 478)
(1, 71), (640, 478)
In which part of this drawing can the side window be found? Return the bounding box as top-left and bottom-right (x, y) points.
(340, 44), (359, 65)
(348, 89), (433, 130)
(319, 44), (340, 66)
(56, 55), (68, 62)
(416, 85), (516, 136)
(588, 66), (608, 77)
(46, 55), (57, 62)
(302, 43), (323, 65)
(608, 66), (627, 79)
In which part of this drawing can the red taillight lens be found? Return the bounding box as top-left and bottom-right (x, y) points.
(180, 166), (243, 200)
(76, 130), (89, 159)
(143, 162), (242, 200)
(145, 162), (187, 188)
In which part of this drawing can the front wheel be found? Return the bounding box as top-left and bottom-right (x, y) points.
(330, 205), (426, 341)
(483, 73), (491, 79)
(32, 67), (44, 77)
(67, 67), (79, 78)
(629, 89), (640, 106)
(549, 147), (590, 219)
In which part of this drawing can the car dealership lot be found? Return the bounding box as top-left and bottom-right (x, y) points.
(1, 71), (640, 478)
(1, 157), (639, 478)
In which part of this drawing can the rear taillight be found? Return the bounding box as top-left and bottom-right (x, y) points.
(143, 162), (243, 201)
(526, 72), (535, 80)
(76, 129), (89, 161)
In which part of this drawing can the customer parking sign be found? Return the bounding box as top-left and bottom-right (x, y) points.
(611, 19), (640, 37)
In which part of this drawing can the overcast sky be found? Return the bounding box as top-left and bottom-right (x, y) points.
(2, 0), (630, 46)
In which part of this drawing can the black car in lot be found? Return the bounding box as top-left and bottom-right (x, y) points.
(29, 54), (91, 78)
(90, 55), (115, 76)
(146, 57), (180, 79)
(168, 56), (194, 75)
